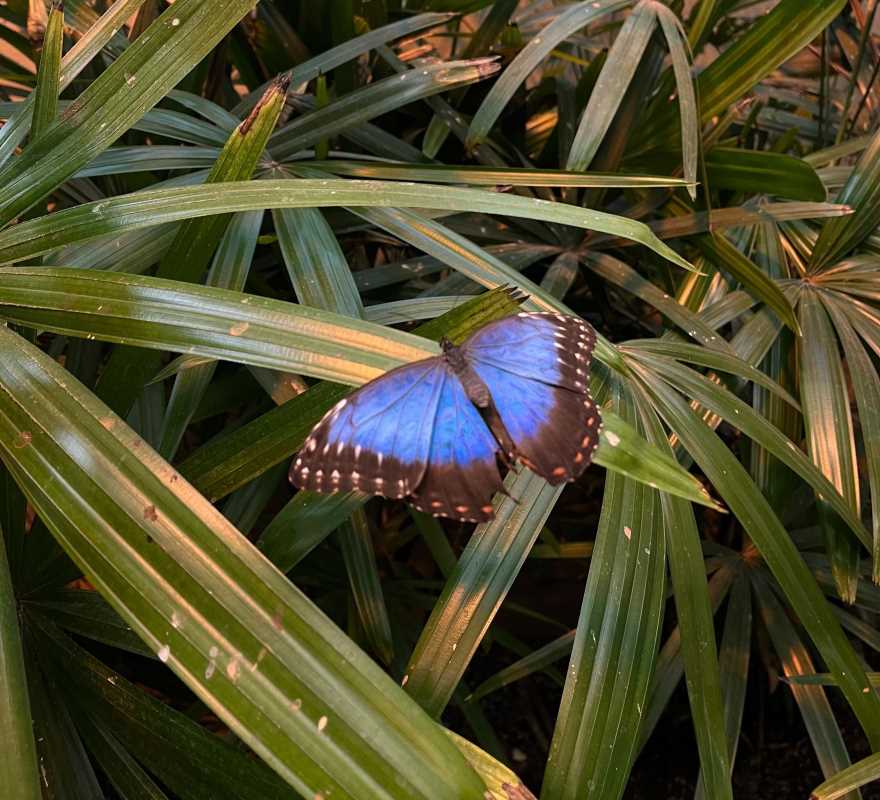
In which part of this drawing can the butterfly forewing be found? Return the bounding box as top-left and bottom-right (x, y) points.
(463, 312), (595, 393)
(463, 312), (601, 484)
(290, 358), (445, 498)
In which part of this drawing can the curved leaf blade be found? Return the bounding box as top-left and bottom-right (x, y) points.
(311, 160), (692, 188)
(812, 753), (880, 800)
(798, 291), (861, 602)
(0, 525), (41, 800)
(0, 179), (695, 271)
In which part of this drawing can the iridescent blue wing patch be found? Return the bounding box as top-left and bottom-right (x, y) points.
(462, 312), (601, 483)
(408, 367), (505, 522)
(290, 357), (505, 521)
(290, 358), (446, 499)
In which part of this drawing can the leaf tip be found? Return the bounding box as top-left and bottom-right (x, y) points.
(469, 55), (502, 79)
(274, 71), (292, 95)
(239, 74), (288, 135)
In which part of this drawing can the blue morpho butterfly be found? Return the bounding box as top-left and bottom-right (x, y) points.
(289, 312), (602, 523)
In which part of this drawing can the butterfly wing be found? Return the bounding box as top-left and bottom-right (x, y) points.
(290, 357), (505, 521)
(290, 357), (445, 498)
(409, 365), (505, 522)
(462, 312), (601, 484)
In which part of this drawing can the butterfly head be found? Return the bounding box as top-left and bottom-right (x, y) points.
(440, 335), (468, 373)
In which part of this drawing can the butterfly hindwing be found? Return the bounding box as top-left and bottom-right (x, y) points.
(463, 312), (601, 484)
(290, 358), (445, 498)
(409, 367), (505, 523)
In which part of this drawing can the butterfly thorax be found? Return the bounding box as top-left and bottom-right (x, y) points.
(440, 336), (491, 408)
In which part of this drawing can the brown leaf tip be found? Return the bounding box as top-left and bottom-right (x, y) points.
(470, 55), (502, 78)
(275, 72), (292, 94)
(501, 782), (538, 800)
(240, 75), (288, 135)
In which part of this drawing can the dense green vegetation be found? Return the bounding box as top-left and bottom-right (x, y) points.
(0, 1), (879, 798)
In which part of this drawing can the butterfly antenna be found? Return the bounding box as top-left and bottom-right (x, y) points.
(498, 485), (521, 505)
(497, 465), (523, 504)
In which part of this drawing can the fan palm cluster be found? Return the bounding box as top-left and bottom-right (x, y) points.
(0, 1), (879, 799)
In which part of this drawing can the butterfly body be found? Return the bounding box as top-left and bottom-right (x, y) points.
(290, 312), (602, 522)
(439, 335), (518, 464)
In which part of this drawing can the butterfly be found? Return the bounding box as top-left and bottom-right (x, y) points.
(289, 312), (602, 522)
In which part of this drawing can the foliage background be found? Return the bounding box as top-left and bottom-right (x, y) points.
(1, 1), (880, 798)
